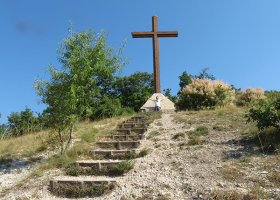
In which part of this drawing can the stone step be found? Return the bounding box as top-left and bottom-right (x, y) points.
(89, 149), (139, 157)
(95, 141), (140, 150)
(115, 128), (147, 135)
(50, 179), (116, 190)
(118, 123), (149, 129)
(125, 119), (148, 123)
(131, 116), (146, 119)
(75, 160), (122, 169)
(104, 135), (144, 141)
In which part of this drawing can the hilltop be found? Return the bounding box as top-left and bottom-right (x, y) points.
(0, 108), (280, 199)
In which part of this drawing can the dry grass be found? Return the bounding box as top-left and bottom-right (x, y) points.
(52, 182), (115, 198)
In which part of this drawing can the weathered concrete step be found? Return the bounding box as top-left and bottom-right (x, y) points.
(75, 160), (122, 168)
(104, 135), (144, 141)
(118, 123), (150, 129)
(131, 116), (146, 119)
(50, 179), (116, 189)
(116, 128), (147, 134)
(125, 119), (148, 123)
(89, 149), (139, 156)
(95, 141), (140, 150)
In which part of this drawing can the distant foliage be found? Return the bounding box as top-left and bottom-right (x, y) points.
(175, 78), (235, 110)
(111, 71), (154, 112)
(6, 106), (47, 137)
(194, 67), (216, 81)
(235, 87), (266, 106)
(265, 90), (280, 101)
(89, 96), (134, 120)
(163, 88), (177, 103)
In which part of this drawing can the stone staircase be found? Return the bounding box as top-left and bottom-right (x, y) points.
(50, 115), (150, 197)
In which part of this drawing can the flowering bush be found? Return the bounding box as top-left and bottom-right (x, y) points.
(235, 87), (266, 106)
(175, 78), (235, 110)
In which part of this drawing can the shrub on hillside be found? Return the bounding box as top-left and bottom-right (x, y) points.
(245, 97), (280, 132)
(235, 87), (266, 106)
(265, 90), (280, 101)
(175, 78), (235, 111)
(245, 97), (280, 153)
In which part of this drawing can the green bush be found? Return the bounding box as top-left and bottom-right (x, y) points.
(245, 97), (280, 153)
(139, 149), (148, 157)
(116, 160), (135, 174)
(175, 78), (235, 111)
(188, 126), (209, 136)
(246, 98), (280, 131)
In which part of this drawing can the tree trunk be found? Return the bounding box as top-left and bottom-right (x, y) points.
(65, 125), (74, 151)
(58, 128), (65, 155)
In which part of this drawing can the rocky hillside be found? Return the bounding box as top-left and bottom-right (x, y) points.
(1, 108), (280, 199)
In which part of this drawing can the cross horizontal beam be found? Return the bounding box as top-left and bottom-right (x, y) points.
(132, 31), (178, 38)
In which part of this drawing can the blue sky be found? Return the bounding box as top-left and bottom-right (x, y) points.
(1, 0), (280, 124)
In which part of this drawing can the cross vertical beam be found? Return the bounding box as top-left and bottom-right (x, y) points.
(132, 16), (178, 93)
(152, 16), (160, 93)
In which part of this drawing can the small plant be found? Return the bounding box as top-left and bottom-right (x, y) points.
(187, 120), (195, 125)
(66, 166), (80, 176)
(147, 131), (160, 139)
(212, 126), (224, 131)
(239, 156), (251, 163)
(211, 189), (259, 200)
(187, 138), (200, 146)
(116, 160), (135, 174)
(268, 171), (280, 186)
(139, 149), (148, 157)
(127, 151), (137, 159)
(172, 132), (185, 139)
(187, 138), (207, 146)
(188, 126), (209, 136)
(173, 115), (187, 123)
(36, 142), (48, 152)
(219, 165), (243, 180)
(217, 110), (225, 116)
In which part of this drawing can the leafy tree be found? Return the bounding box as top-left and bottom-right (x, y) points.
(89, 96), (123, 120)
(178, 71), (193, 91)
(194, 67), (215, 80)
(111, 71), (154, 111)
(6, 106), (42, 137)
(33, 22), (129, 154)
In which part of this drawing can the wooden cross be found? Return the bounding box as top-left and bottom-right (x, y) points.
(131, 16), (178, 93)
